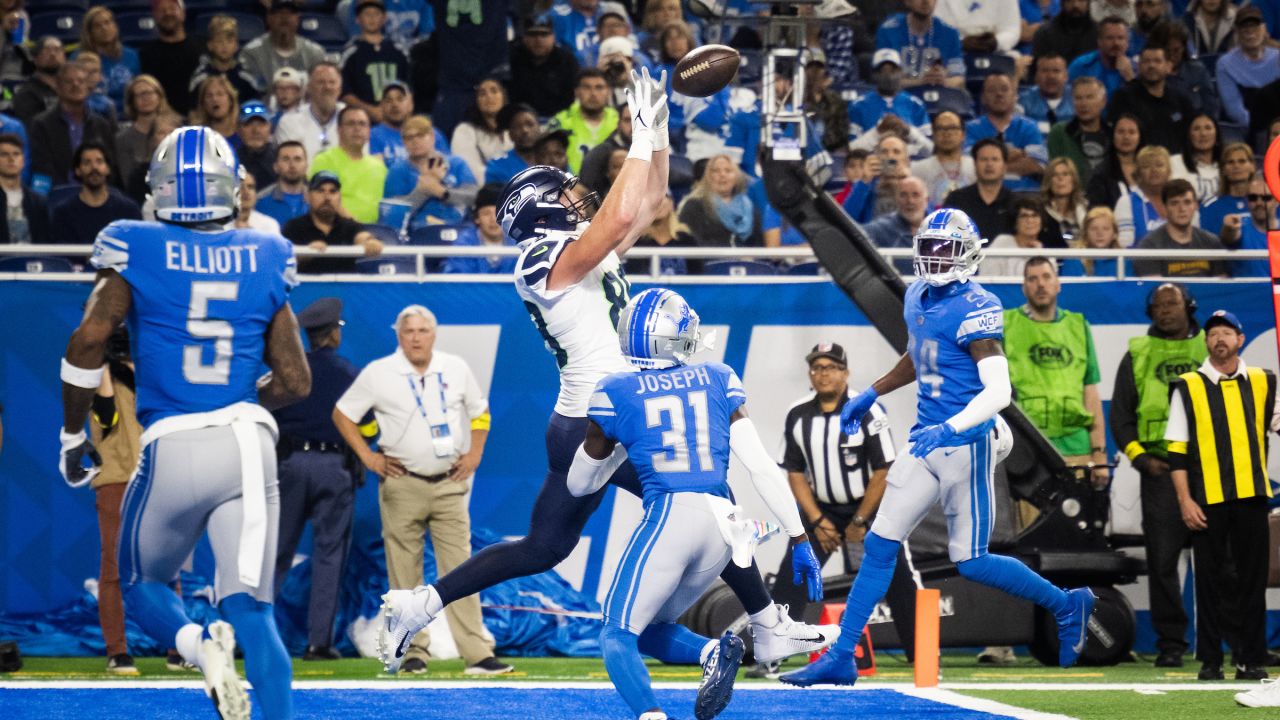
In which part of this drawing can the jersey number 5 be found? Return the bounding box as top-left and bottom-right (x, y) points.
(184, 280), (239, 385)
(645, 391), (713, 473)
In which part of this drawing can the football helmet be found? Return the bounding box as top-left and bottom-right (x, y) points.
(617, 288), (703, 369)
(913, 208), (983, 286)
(497, 165), (598, 243)
(148, 126), (242, 224)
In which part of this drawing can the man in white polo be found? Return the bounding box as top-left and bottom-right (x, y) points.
(332, 304), (512, 676)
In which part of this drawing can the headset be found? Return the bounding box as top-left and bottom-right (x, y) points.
(1144, 282), (1197, 320)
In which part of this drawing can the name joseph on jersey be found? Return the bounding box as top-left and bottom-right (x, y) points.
(632, 365), (712, 395)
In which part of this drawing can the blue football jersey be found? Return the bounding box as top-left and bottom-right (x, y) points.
(588, 362), (746, 504)
(904, 279), (1003, 444)
(91, 221), (298, 427)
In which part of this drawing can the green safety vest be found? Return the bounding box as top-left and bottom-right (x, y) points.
(1003, 308), (1095, 453)
(1129, 332), (1208, 456)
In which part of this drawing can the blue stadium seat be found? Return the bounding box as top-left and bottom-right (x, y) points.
(786, 261), (827, 276)
(669, 154), (694, 195)
(29, 11), (84, 43)
(963, 54), (1016, 99)
(907, 85), (975, 121)
(736, 48), (763, 88)
(299, 14), (348, 50)
(703, 260), (778, 276)
(192, 12), (265, 44)
(362, 223), (402, 246)
(115, 11), (157, 44)
(407, 224), (467, 246)
(0, 256), (75, 273)
(34, 0), (90, 11)
(355, 256), (418, 275)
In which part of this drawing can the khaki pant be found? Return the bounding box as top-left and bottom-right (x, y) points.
(379, 473), (493, 665)
(96, 483), (128, 658)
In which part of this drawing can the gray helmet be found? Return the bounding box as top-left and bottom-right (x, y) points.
(147, 126), (242, 223)
(617, 288), (702, 369)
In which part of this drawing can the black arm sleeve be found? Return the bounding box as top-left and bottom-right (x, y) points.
(1110, 351), (1140, 453)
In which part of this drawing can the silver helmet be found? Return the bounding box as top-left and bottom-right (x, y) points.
(617, 288), (703, 369)
(913, 208), (983, 286)
(147, 126), (242, 223)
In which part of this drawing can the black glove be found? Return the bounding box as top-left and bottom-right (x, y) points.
(59, 430), (102, 488)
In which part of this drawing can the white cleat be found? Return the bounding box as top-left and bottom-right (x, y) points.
(377, 587), (437, 674)
(201, 621), (250, 720)
(750, 604), (841, 665)
(1236, 677), (1280, 707)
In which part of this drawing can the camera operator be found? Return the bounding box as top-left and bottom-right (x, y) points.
(597, 36), (637, 108)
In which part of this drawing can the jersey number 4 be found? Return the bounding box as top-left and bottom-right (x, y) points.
(645, 391), (713, 473)
(184, 280), (238, 385)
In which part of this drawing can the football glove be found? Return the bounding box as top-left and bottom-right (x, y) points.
(59, 429), (102, 488)
(839, 387), (878, 436)
(625, 67), (668, 153)
(791, 539), (824, 603)
(908, 422), (957, 458)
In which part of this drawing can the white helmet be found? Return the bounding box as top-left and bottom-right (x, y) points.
(617, 288), (703, 369)
(913, 208), (983, 286)
(147, 126), (242, 223)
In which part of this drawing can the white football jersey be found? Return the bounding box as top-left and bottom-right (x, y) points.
(515, 231), (633, 416)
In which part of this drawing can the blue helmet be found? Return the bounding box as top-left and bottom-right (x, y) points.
(913, 208), (983, 286)
(617, 288), (703, 369)
(497, 165), (598, 243)
(148, 126), (242, 224)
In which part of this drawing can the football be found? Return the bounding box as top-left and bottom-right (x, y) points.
(672, 44), (741, 97)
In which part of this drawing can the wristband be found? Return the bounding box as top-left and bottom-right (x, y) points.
(652, 125), (669, 153)
(61, 358), (105, 389)
(627, 131), (654, 161)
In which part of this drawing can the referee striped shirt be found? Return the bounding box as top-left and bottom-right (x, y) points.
(780, 391), (895, 506)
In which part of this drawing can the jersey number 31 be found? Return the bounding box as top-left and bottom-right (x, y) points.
(645, 391), (713, 473)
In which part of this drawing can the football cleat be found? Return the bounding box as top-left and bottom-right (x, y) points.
(1236, 677), (1280, 707)
(750, 604), (840, 664)
(201, 621), (250, 720)
(778, 647), (857, 687)
(1055, 588), (1096, 668)
(695, 632), (744, 720)
(377, 586), (438, 674)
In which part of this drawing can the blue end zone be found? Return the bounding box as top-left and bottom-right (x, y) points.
(0, 687), (1014, 720)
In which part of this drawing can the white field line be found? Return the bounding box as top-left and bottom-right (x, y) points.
(897, 687), (1076, 720)
(0, 680), (1260, 691)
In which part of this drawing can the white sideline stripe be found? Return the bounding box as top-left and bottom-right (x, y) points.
(0, 680), (1260, 691)
(897, 688), (1075, 720)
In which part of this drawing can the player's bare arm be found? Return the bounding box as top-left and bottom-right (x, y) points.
(63, 270), (132, 432)
(873, 352), (918, 397)
(968, 338), (1005, 362)
(258, 303), (312, 410)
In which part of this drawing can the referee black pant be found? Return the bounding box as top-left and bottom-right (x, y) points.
(1141, 470), (1192, 655)
(1191, 497), (1270, 668)
(771, 502), (918, 660)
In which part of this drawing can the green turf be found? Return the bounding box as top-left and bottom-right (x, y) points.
(961, 690), (1260, 720)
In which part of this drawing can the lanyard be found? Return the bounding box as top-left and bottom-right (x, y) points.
(406, 373), (447, 421)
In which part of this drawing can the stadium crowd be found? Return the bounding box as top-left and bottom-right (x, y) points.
(1, 0), (1277, 274)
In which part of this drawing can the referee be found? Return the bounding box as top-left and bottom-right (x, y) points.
(764, 343), (919, 668)
(1164, 310), (1275, 682)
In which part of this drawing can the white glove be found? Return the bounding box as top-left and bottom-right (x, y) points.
(625, 66), (669, 159)
(59, 429), (102, 488)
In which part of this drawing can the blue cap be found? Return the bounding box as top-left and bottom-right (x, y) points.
(239, 101), (270, 125)
(309, 170), (341, 190)
(297, 297), (344, 331)
(1205, 309), (1243, 334)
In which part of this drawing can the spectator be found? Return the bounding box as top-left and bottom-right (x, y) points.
(340, 0), (410, 124)
(1107, 45), (1193, 155)
(802, 53), (851, 154)
(1068, 16), (1135, 94)
(1092, 0), (1136, 25)
(451, 78), (513, 182)
(275, 62), (345, 162)
(338, 0), (433, 49)
(1115, 145), (1174, 246)
(1134, 179), (1229, 276)
(270, 67), (306, 119)
(12, 37), (63, 128)
(580, 112), (629, 196)
(678, 154), (766, 247)
(114, 75), (174, 184)
(876, 0), (966, 89)
(189, 15), (264, 106)
(966, 73), (1047, 191)
(1020, 53), (1075, 135)
(241, 0), (327, 90)
(442, 185), (519, 274)
(1060, 206), (1122, 276)
(1169, 114), (1220, 201)
(30, 64), (116, 190)
(1042, 157), (1088, 240)
(834, 148), (872, 206)
(551, 68), (618, 174)
(1084, 114), (1142, 209)
(1200, 142), (1255, 238)
(553, 0), (603, 66)
(937, 0), (1021, 54)
(76, 6), (139, 113)
(138, 0), (204, 115)
(1131, 0), (1172, 52)
(333, 304), (511, 676)
(234, 172), (282, 234)
(912, 111), (974, 207)
(597, 35), (641, 108)
(384, 115), (476, 228)
(282, 171), (384, 273)
(510, 14), (580, 118)
(1004, 257), (1110, 487)
(49, 142), (140, 244)
(232, 102), (278, 190)
(849, 111), (934, 163)
(0, 134), (49, 245)
(638, 0), (700, 59)
(799, 2), (860, 90)
(126, 113), (181, 208)
(1153, 19), (1220, 120)
(483, 104), (540, 186)
(623, 190), (701, 276)
(599, 146), (628, 197)
(76, 53), (119, 129)
(532, 127), (571, 171)
(653, 22), (694, 124)
(848, 50), (929, 141)
(862, 175), (930, 265)
(189, 75), (240, 140)
(1048, 77), (1111, 186)
(270, 297), (363, 662)
(429, 0), (510, 138)
(844, 134), (911, 223)
(310, 107), (387, 224)
(1032, 0), (1098, 62)
(1185, 0), (1237, 57)
(944, 138), (1016, 240)
(257, 141), (310, 226)
(984, 196), (1047, 277)
(1231, 174), (1273, 277)
(369, 81), (429, 167)
(1216, 6), (1279, 128)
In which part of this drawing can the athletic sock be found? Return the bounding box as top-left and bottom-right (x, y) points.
(419, 585), (443, 617)
(719, 558), (772, 615)
(123, 581), (191, 647)
(220, 593), (294, 720)
(175, 623), (204, 669)
(956, 553), (1069, 616)
(637, 622), (709, 665)
(602, 626), (660, 716)
(831, 532), (900, 656)
(748, 604), (778, 627)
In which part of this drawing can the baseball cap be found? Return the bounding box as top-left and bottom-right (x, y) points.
(1236, 5), (1264, 26)
(474, 183), (503, 211)
(522, 13), (554, 33)
(534, 127), (572, 146)
(355, 0), (386, 13)
(1204, 309), (1244, 334)
(380, 80), (411, 101)
(297, 297), (344, 331)
(805, 342), (847, 366)
(239, 101), (270, 125)
(802, 48), (827, 66)
(309, 171), (341, 190)
(268, 0), (303, 12)
(872, 48), (902, 68)
(273, 66), (305, 89)
(598, 36), (636, 59)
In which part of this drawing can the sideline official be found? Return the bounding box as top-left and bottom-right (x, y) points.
(1165, 310), (1275, 682)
